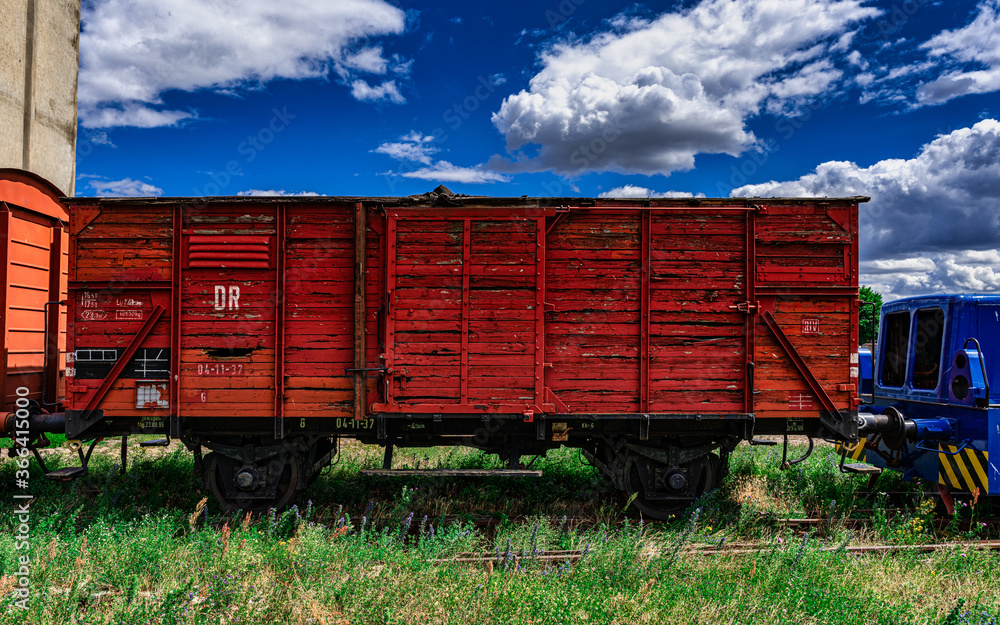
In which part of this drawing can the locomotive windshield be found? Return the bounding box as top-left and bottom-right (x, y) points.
(912, 307), (945, 390)
(881, 311), (910, 387)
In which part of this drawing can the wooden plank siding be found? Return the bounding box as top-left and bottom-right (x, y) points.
(63, 197), (860, 426)
(378, 214), (542, 411)
(68, 201), (173, 418)
(752, 203), (859, 420)
(67, 201), (372, 420)
(546, 210), (642, 413)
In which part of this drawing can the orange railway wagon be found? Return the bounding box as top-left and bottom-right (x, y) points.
(21, 193), (866, 517)
(0, 169), (68, 412)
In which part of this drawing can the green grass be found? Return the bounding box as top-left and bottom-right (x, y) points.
(2, 439), (999, 624)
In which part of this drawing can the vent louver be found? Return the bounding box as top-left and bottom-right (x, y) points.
(187, 235), (271, 268)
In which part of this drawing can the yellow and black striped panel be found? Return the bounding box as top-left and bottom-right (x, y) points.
(835, 438), (867, 461)
(937, 445), (989, 494)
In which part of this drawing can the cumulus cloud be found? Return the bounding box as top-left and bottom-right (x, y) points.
(88, 178), (163, 197)
(917, 1), (1000, 105)
(491, 0), (880, 177)
(350, 79), (406, 104)
(861, 2), (1000, 108)
(861, 252), (1000, 300)
(79, 0), (408, 128)
(373, 132), (440, 164)
(83, 106), (195, 129)
(598, 185), (705, 198)
(374, 132), (506, 183)
(733, 119), (1000, 299)
(396, 162), (509, 184)
(342, 46), (392, 74)
(236, 189), (322, 197)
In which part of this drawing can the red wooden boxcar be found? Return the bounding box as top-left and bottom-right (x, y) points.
(36, 193), (865, 516)
(0, 169), (68, 415)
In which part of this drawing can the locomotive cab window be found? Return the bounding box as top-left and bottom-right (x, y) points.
(881, 311), (910, 387)
(912, 307), (945, 390)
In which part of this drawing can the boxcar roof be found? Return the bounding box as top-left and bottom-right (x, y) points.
(62, 195), (870, 207)
(1, 168), (69, 221)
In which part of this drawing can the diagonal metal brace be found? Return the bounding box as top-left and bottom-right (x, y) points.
(759, 309), (841, 419)
(68, 305), (167, 441)
(83, 304), (166, 413)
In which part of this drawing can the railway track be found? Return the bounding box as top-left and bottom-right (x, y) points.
(352, 485), (1000, 539)
(366, 509), (1000, 535)
(432, 539), (1000, 566)
(778, 515), (1000, 531)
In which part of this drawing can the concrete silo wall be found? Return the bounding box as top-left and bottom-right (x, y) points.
(0, 0), (80, 196)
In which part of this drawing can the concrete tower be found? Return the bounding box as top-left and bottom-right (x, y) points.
(0, 0), (80, 196)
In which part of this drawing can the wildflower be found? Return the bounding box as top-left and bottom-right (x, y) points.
(399, 511), (414, 542)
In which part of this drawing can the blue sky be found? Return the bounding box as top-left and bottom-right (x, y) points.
(75, 0), (1000, 300)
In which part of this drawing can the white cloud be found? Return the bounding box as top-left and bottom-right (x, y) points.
(83, 105), (196, 129)
(855, 72), (875, 88)
(943, 250), (1000, 291)
(79, 0), (408, 128)
(491, 0), (880, 177)
(854, 59), (939, 106)
(733, 119), (1000, 299)
(83, 130), (116, 148)
(88, 178), (163, 197)
(236, 189), (321, 197)
(342, 46), (391, 74)
(350, 79), (406, 104)
(861, 251), (1000, 301)
(374, 132), (506, 183)
(864, 257), (938, 273)
(917, 1), (1000, 105)
(598, 185), (704, 198)
(373, 132), (440, 164)
(395, 161), (509, 184)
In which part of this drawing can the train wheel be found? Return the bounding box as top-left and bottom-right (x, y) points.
(205, 452), (300, 513)
(623, 451), (716, 521)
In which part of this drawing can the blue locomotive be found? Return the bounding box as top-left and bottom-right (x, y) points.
(848, 295), (999, 511)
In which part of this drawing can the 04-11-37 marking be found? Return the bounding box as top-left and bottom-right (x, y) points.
(196, 363), (245, 376)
